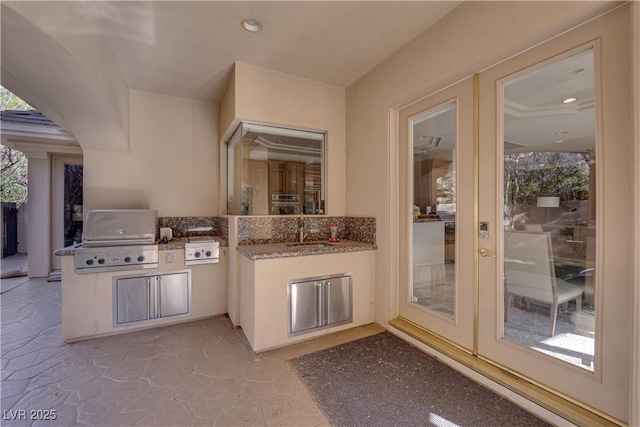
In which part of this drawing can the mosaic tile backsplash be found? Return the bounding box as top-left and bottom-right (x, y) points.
(157, 217), (218, 238)
(158, 216), (374, 245)
(237, 216), (375, 245)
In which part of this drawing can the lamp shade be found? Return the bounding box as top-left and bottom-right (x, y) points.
(537, 196), (560, 208)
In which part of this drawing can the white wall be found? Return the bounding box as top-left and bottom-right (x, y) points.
(83, 90), (220, 216)
(344, 0), (618, 326)
(221, 62), (347, 216)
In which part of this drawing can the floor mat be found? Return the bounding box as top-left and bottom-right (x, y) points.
(289, 331), (550, 427)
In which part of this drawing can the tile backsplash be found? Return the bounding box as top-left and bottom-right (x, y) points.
(237, 216), (375, 245)
(157, 216), (374, 246)
(157, 216), (218, 238)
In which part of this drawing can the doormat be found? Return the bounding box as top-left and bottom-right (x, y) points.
(289, 332), (550, 427)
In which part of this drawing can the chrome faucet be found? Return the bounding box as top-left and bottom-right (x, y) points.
(298, 214), (307, 243)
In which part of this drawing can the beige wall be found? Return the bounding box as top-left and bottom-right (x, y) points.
(26, 156), (51, 278)
(221, 62), (347, 216)
(83, 90), (220, 216)
(345, 1), (618, 326)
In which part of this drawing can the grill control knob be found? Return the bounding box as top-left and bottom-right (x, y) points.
(194, 251), (201, 258)
(137, 255), (145, 262)
(205, 251), (212, 257)
(86, 259), (94, 265)
(124, 257), (131, 263)
(98, 258), (105, 265)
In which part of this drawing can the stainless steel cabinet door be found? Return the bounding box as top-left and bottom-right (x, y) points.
(327, 276), (351, 325)
(290, 281), (319, 334)
(158, 272), (189, 318)
(115, 276), (150, 324)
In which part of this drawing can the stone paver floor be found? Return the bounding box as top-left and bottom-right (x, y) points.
(1, 277), (383, 426)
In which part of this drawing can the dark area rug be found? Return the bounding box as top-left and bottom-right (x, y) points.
(289, 332), (551, 427)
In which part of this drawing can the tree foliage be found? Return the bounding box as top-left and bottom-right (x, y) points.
(504, 152), (590, 207)
(1, 145), (28, 203)
(0, 86), (33, 111)
(1, 86), (32, 203)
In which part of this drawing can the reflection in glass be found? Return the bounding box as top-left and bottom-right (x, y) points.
(227, 122), (325, 215)
(410, 103), (456, 318)
(502, 49), (596, 371)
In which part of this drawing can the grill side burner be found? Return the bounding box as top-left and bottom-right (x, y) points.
(185, 236), (219, 265)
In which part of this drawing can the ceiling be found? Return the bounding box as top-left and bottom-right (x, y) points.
(2, 1), (460, 105)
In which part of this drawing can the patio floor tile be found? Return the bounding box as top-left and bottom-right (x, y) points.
(1, 277), (382, 426)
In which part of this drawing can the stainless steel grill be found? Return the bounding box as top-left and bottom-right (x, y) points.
(74, 209), (159, 274)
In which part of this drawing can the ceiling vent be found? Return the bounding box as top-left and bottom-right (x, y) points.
(414, 136), (441, 150)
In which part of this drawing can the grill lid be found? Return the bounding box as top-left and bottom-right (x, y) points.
(82, 209), (157, 247)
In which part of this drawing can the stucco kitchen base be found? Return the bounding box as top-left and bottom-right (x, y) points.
(240, 249), (375, 352)
(60, 249), (228, 342)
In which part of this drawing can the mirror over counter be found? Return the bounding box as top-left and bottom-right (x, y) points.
(226, 122), (326, 215)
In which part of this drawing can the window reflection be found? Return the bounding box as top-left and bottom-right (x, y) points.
(227, 122), (325, 215)
(502, 49), (596, 371)
(411, 103), (456, 318)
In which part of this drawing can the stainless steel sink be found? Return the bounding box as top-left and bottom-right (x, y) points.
(286, 242), (336, 248)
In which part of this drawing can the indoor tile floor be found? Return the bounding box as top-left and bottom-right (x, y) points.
(0, 277), (383, 426)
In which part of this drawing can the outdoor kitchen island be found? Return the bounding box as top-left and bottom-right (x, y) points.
(54, 210), (228, 342)
(237, 240), (376, 352)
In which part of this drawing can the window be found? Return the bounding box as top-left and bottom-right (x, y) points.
(226, 122), (325, 215)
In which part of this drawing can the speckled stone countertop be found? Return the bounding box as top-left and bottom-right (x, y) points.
(54, 236), (227, 256)
(236, 240), (376, 260)
(157, 236), (227, 250)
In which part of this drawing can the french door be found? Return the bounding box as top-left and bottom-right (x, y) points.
(397, 5), (632, 422)
(398, 77), (475, 351)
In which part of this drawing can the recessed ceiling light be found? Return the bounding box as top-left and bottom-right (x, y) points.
(562, 97), (578, 104)
(555, 140), (564, 144)
(555, 131), (568, 135)
(241, 18), (263, 33)
(418, 136), (427, 139)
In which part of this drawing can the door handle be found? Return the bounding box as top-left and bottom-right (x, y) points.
(479, 248), (497, 258)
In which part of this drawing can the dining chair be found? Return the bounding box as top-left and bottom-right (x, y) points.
(504, 231), (583, 336)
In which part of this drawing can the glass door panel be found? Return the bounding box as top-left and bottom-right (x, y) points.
(411, 104), (456, 317)
(502, 49), (596, 371)
(398, 77), (474, 350)
(478, 6), (632, 420)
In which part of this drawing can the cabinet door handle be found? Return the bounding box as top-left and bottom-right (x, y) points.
(156, 276), (161, 318)
(315, 282), (323, 327)
(147, 278), (153, 319)
(325, 280), (331, 326)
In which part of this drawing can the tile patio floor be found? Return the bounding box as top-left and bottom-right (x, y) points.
(0, 277), (383, 426)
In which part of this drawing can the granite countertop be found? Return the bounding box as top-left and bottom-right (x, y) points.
(54, 236), (228, 256)
(236, 240), (377, 261)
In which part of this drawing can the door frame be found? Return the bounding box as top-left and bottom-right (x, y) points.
(631, 3), (640, 427)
